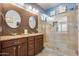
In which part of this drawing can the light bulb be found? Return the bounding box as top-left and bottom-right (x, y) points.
(36, 9), (39, 13)
(33, 8), (36, 11)
(28, 6), (32, 10)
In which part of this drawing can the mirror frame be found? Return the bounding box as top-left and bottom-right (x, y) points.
(29, 16), (36, 29)
(5, 10), (21, 29)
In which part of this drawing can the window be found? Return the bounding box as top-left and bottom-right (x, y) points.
(41, 14), (47, 21)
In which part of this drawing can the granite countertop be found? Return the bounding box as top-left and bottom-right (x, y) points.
(0, 33), (43, 41)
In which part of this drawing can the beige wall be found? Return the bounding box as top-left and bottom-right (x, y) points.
(38, 9), (78, 55)
(38, 16), (47, 42)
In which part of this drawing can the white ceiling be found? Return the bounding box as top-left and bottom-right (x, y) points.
(37, 3), (59, 10)
(23, 3), (60, 14)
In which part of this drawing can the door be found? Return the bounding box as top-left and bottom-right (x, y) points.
(18, 43), (27, 56)
(2, 46), (17, 56)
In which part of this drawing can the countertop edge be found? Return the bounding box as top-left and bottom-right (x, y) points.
(0, 33), (43, 41)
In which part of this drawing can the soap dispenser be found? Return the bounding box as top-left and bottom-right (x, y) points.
(24, 29), (28, 34)
(0, 26), (2, 32)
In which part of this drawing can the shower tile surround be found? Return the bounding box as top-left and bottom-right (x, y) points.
(38, 10), (78, 55)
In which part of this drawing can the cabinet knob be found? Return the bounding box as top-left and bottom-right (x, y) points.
(18, 46), (21, 48)
(18, 41), (20, 44)
(13, 47), (16, 50)
(14, 42), (17, 44)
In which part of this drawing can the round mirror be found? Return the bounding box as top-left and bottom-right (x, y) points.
(5, 10), (21, 28)
(29, 16), (36, 29)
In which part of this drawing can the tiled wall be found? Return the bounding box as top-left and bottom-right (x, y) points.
(38, 9), (78, 55)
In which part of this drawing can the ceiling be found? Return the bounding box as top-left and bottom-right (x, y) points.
(36, 3), (59, 11)
(21, 3), (60, 15)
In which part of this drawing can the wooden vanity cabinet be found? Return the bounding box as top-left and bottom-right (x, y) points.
(35, 35), (43, 55)
(2, 46), (17, 56)
(1, 39), (18, 56)
(39, 35), (43, 51)
(18, 43), (27, 56)
(0, 42), (1, 50)
(27, 37), (35, 56)
(17, 38), (27, 56)
(35, 37), (39, 54)
(0, 42), (1, 56)
(1, 37), (27, 56)
(0, 34), (44, 56)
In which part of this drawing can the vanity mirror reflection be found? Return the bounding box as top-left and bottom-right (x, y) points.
(29, 16), (36, 29)
(5, 10), (21, 28)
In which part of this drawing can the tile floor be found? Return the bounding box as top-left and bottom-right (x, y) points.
(36, 43), (77, 56)
(37, 48), (65, 56)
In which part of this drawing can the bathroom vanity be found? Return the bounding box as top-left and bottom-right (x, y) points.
(0, 33), (44, 56)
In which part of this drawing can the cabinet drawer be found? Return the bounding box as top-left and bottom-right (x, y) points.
(2, 46), (17, 56)
(18, 38), (27, 44)
(28, 40), (34, 44)
(2, 39), (18, 48)
(28, 37), (34, 41)
(28, 44), (34, 48)
(35, 35), (43, 39)
(28, 47), (34, 50)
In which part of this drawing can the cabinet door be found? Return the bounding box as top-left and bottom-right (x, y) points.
(18, 43), (27, 56)
(2, 46), (17, 56)
(0, 42), (1, 56)
(28, 37), (34, 56)
(35, 35), (43, 55)
(39, 38), (43, 51)
(35, 39), (39, 54)
(0, 42), (1, 51)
